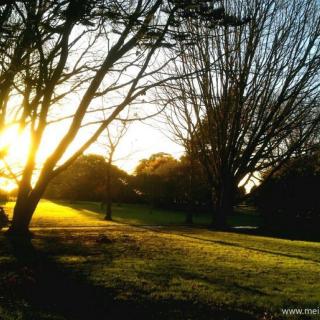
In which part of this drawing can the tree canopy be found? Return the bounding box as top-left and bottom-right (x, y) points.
(157, 0), (320, 226)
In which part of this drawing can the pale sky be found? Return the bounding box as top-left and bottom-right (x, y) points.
(88, 120), (185, 173)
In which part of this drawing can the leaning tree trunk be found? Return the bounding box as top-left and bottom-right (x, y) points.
(9, 190), (43, 237)
(8, 168), (50, 237)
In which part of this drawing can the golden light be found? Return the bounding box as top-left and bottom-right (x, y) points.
(0, 125), (30, 166)
(0, 125), (30, 192)
(239, 173), (260, 194)
(0, 121), (190, 192)
(0, 124), (70, 192)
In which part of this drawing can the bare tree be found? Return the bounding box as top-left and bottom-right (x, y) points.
(154, 98), (198, 223)
(1, 0), (173, 236)
(0, 0), (236, 236)
(158, 0), (320, 228)
(99, 120), (128, 220)
(0, 1), (43, 131)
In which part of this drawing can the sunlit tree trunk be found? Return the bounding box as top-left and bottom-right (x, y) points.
(11, 199), (37, 236)
(8, 131), (46, 235)
(9, 185), (44, 236)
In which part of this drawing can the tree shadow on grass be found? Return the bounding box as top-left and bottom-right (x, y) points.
(229, 226), (320, 243)
(1, 233), (116, 320)
(0, 232), (256, 320)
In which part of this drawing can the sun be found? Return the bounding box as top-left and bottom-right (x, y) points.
(0, 125), (31, 191)
(0, 125), (30, 165)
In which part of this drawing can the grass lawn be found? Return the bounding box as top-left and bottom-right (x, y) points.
(0, 200), (319, 319)
(3, 199), (261, 227)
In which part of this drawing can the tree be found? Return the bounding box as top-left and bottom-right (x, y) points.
(45, 154), (107, 201)
(178, 154), (212, 211)
(158, 0), (320, 228)
(135, 153), (177, 210)
(155, 82), (203, 223)
(0, 0), (240, 236)
(45, 153), (136, 203)
(134, 152), (211, 213)
(0, 0), (170, 235)
(100, 121), (129, 220)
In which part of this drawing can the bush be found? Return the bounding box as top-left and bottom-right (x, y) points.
(253, 153), (320, 232)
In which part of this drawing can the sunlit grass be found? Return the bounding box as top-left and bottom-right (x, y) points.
(0, 200), (319, 319)
(6, 200), (259, 227)
(3, 199), (263, 228)
(4, 200), (112, 227)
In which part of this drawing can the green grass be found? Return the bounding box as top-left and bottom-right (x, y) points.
(33, 200), (262, 227)
(3, 199), (263, 228)
(0, 200), (319, 319)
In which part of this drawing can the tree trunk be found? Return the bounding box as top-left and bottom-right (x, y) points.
(8, 168), (50, 237)
(185, 210), (193, 224)
(185, 156), (195, 225)
(105, 201), (112, 221)
(212, 177), (235, 229)
(8, 191), (42, 237)
(213, 197), (233, 229)
(104, 163), (112, 221)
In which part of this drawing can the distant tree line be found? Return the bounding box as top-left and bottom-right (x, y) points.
(42, 152), (251, 223)
(45, 154), (139, 204)
(4, 147), (320, 233)
(134, 153), (212, 211)
(43, 153), (213, 218)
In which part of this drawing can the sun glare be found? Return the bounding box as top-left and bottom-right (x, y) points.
(0, 124), (259, 194)
(0, 125), (30, 191)
(0, 125), (30, 165)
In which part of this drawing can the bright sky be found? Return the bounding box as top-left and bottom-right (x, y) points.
(89, 120), (185, 173)
(0, 119), (257, 193)
(0, 118), (185, 191)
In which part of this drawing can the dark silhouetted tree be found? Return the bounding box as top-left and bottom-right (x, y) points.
(158, 0), (320, 228)
(0, 0), (244, 236)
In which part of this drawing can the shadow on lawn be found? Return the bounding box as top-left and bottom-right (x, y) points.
(1, 234), (114, 319)
(0, 233), (256, 320)
(231, 226), (320, 243)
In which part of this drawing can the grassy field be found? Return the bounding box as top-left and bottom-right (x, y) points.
(3, 200), (262, 227)
(0, 200), (319, 319)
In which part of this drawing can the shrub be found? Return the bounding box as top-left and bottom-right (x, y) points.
(253, 153), (320, 232)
